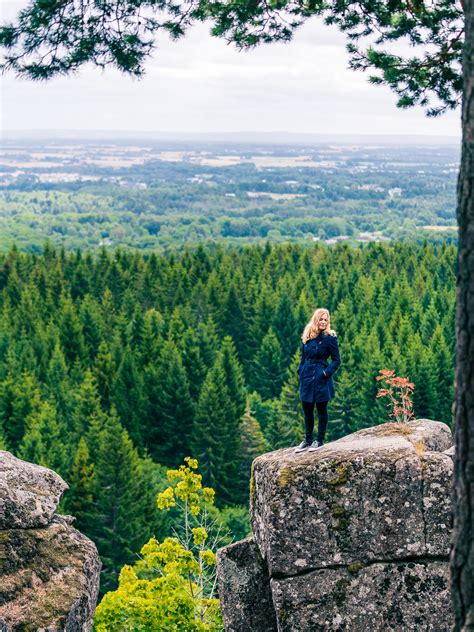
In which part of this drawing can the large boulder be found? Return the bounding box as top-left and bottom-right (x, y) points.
(217, 420), (455, 631)
(0, 452), (101, 632)
(0, 451), (68, 529)
(250, 420), (453, 576)
(270, 561), (451, 631)
(216, 537), (277, 632)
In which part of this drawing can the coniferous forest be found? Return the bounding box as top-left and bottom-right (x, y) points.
(0, 240), (455, 594)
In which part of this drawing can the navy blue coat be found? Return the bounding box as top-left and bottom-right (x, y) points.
(297, 332), (341, 403)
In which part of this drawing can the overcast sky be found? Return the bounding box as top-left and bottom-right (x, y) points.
(1, 1), (461, 139)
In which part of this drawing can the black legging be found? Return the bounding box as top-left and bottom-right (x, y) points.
(302, 400), (328, 444)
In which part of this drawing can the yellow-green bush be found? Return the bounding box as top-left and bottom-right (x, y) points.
(93, 458), (223, 631)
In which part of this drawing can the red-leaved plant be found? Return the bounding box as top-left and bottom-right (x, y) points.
(376, 369), (415, 424)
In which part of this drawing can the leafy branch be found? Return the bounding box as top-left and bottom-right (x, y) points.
(376, 368), (415, 424)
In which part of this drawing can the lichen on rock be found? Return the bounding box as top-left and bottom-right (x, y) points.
(217, 419), (455, 631)
(0, 452), (101, 632)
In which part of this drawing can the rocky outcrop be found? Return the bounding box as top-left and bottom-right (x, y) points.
(0, 452), (101, 632)
(217, 419), (455, 631)
(217, 537), (278, 632)
(0, 451), (68, 529)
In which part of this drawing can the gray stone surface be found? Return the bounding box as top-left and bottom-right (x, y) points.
(422, 452), (453, 556)
(0, 454), (101, 632)
(0, 514), (101, 632)
(250, 422), (453, 576)
(351, 419), (454, 453)
(217, 536), (277, 632)
(0, 451), (69, 529)
(218, 420), (455, 632)
(271, 562), (452, 631)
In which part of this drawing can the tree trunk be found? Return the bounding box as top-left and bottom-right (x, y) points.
(451, 0), (474, 628)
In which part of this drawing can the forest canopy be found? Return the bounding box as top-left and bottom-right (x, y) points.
(0, 240), (456, 593)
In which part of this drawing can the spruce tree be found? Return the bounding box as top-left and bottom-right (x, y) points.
(44, 340), (71, 420)
(139, 309), (163, 366)
(93, 341), (116, 409)
(239, 404), (268, 488)
(144, 339), (195, 465)
(408, 337), (439, 420)
(0, 371), (41, 451)
(18, 399), (67, 475)
(273, 291), (298, 367)
(252, 327), (286, 401)
(80, 294), (103, 361)
(329, 367), (359, 440)
(71, 369), (107, 444)
(58, 294), (86, 364)
(62, 437), (97, 534)
(247, 390), (281, 445)
(179, 327), (210, 402)
(221, 279), (247, 361)
(191, 360), (237, 506)
(111, 346), (145, 447)
(272, 353), (304, 449)
(430, 325), (454, 427)
(93, 410), (150, 594)
(217, 336), (247, 423)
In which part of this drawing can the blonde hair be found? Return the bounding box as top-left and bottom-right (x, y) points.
(302, 308), (336, 343)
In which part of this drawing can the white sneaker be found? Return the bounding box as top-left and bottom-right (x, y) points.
(294, 440), (311, 453)
(308, 440), (323, 451)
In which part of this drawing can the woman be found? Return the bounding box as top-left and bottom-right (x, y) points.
(295, 308), (341, 452)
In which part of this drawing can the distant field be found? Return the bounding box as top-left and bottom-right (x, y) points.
(0, 138), (458, 252)
(422, 225), (458, 231)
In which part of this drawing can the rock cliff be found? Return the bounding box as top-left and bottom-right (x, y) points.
(217, 419), (454, 631)
(0, 451), (101, 632)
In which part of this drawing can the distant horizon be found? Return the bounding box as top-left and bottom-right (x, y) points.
(1, 129), (461, 146)
(2, 16), (461, 140)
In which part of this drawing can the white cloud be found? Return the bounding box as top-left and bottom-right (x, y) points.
(0, 14), (461, 137)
